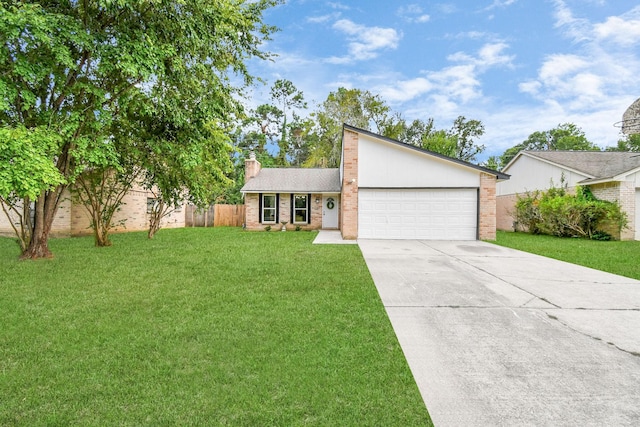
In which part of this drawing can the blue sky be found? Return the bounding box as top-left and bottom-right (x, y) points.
(245, 0), (640, 161)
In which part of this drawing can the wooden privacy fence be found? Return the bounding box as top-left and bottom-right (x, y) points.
(185, 204), (245, 228)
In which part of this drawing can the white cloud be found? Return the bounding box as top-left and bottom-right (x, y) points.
(372, 42), (512, 111)
(329, 19), (402, 63)
(484, 0), (517, 11)
(398, 5), (431, 23)
(477, 42), (515, 68)
(538, 54), (587, 81)
(594, 15), (640, 46)
(327, 2), (350, 10)
(523, 3), (640, 114)
(307, 13), (341, 24)
(448, 42), (514, 69)
(436, 3), (457, 14)
(376, 78), (433, 103)
(428, 65), (482, 104)
(551, 0), (592, 42)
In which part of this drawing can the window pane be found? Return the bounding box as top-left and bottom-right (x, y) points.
(263, 195), (276, 208)
(294, 195), (307, 208)
(295, 209), (307, 223)
(264, 208), (275, 222)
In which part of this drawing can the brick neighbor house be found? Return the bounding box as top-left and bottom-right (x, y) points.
(0, 184), (185, 238)
(497, 150), (640, 240)
(241, 124), (509, 240)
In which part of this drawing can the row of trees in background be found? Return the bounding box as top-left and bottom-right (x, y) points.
(236, 84), (487, 168)
(485, 123), (640, 170)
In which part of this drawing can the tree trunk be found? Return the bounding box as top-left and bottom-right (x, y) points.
(20, 189), (61, 259)
(147, 200), (164, 239)
(93, 221), (112, 247)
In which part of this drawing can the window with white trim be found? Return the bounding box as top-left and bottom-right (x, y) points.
(293, 194), (308, 224)
(262, 194), (277, 223)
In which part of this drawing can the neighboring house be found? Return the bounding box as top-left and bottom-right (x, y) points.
(241, 124), (509, 240)
(497, 151), (640, 240)
(0, 185), (185, 238)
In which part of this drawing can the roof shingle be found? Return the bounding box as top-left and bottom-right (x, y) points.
(241, 168), (341, 193)
(524, 151), (640, 180)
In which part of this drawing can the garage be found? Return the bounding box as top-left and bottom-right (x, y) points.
(358, 188), (478, 240)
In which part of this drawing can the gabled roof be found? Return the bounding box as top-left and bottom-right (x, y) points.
(519, 151), (640, 182)
(342, 124), (510, 180)
(241, 168), (341, 193)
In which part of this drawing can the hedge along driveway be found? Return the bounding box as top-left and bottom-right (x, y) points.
(0, 228), (431, 426)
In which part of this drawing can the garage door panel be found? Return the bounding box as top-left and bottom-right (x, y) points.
(359, 189), (477, 240)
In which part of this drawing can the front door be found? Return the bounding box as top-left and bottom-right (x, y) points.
(322, 195), (339, 229)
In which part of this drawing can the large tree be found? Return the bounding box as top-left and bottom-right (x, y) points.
(0, 0), (279, 258)
(606, 134), (640, 152)
(305, 88), (392, 168)
(499, 123), (599, 167)
(270, 79), (306, 166)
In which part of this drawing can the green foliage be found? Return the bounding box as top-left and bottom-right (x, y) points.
(607, 134), (640, 152)
(1, 0), (280, 257)
(0, 126), (65, 200)
(305, 88), (391, 168)
(302, 87), (486, 167)
(0, 126), (67, 251)
(500, 123), (600, 167)
(514, 184), (627, 240)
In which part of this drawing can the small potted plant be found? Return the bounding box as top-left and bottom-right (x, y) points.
(280, 221), (288, 231)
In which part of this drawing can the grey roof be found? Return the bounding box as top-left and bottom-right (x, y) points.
(523, 151), (640, 181)
(241, 168), (341, 193)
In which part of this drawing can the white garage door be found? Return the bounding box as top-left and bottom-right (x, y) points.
(358, 189), (478, 240)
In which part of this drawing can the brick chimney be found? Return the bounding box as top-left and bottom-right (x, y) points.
(244, 151), (261, 183)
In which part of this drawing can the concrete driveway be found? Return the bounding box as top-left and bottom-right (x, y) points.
(358, 239), (640, 426)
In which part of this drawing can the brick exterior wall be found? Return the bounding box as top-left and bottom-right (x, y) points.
(496, 194), (518, 231)
(243, 193), (324, 231)
(244, 193), (260, 229)
(244, 154), (261, 182)
(0, 191), (73, 238)
(1, 185), (184, 238)
(590, 181), (635, 240)
(70, 185), (185, 236)
(479, 173), (497, 240)
(340, 129), (359, 240)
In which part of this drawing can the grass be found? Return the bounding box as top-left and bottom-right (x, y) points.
(0, 227), (431, 426)
(494, 230), (640, 280)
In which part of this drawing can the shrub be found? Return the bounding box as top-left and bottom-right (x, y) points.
(514, 185), (627, 240)
(514, 190), (543, 234)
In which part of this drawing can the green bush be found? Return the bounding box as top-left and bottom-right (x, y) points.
(514, 185), (626, 240)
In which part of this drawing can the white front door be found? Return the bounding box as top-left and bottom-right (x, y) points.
(322, 195), (339, 229)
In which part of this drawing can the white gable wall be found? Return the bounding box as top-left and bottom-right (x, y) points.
(498, 155), (590, 196)
(357, 134), (480, 188)
(626, 170), (640, 187)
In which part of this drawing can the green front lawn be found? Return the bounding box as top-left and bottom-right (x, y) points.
(494, 231), (640, 280)
(0, 228), (431, 426)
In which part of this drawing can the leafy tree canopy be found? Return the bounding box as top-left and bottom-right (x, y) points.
(0, 0), (280, 258)
(606, 133), (640, 152)
(500, 123), (600, 168)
